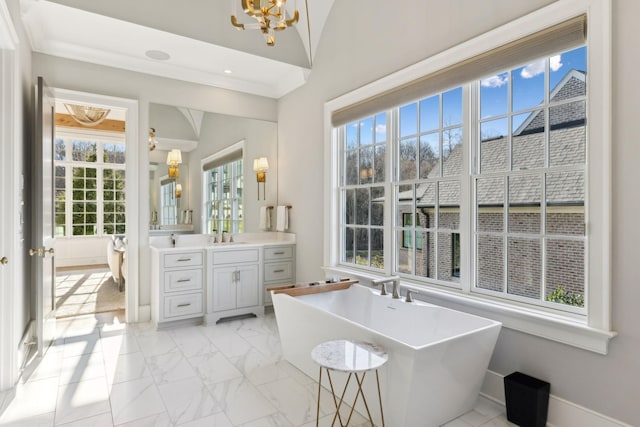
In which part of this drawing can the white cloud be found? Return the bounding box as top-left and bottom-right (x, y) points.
(521, 55), (563, 78)
(375, 124), (386, 134)
(521, 59), (545, 78)
(550, 54), (563, 72)
(481, 74), (508, 88)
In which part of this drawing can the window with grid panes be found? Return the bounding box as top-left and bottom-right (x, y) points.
(340, 113), (386, 269)
(54, 133), (126, 237)
(474, 46), (587, 309)
(336, 47), (588, 310)
(329, 4), (613, 352)
(395, 88), (463, 284)
(203, 159), (243, 234)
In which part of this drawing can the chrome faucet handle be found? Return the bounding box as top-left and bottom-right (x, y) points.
(405, 289), (414, 303)
(391, 279), (401, 299)
(377, 282), (388, 296)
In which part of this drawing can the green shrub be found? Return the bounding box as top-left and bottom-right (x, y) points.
(546, 285), (584, 307)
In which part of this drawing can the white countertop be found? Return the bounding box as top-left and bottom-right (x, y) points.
(149, 232), (295, 251)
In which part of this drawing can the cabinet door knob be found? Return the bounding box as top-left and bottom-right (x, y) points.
(0, 256), (8, 265)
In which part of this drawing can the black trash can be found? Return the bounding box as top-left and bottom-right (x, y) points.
(504, 372), (550, 427)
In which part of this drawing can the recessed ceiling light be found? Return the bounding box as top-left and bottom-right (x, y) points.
(223, 69), (233, 74)
(145, 50), (170, 61)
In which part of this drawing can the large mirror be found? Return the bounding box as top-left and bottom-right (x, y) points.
(148, 103), (278, 234)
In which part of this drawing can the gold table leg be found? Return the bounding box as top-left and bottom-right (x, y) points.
(316, 366), (322, 427)
(376, 369), (385, 427)
(319, 369), (384, 427)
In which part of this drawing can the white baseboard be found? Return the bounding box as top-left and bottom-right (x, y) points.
(17, 321), (35, 370)
(481, 370), (632, 427)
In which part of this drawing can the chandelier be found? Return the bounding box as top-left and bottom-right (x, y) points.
(231, 0), (299, 46)
(64, 103), (111, 127)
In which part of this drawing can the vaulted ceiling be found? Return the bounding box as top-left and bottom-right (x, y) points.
(20, 0), (335, 98)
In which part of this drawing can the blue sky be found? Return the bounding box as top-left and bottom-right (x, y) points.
(347, 46), (586, 145)
(480, 46), (587, 137)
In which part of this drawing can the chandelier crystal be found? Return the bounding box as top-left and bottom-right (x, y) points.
(231, 0), (299, 46)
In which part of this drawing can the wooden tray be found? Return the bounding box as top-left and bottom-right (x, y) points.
(267, 279), (359, 297)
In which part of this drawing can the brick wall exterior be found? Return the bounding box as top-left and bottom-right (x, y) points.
(397, 208), (585, 300)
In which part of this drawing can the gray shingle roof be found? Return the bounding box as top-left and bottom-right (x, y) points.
(405, 70), (586, 207)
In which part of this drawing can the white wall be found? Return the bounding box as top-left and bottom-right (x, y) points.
(32, 53), (278, 308)
(276, 0), (640, 425)
(55, 237), (111, 268)
(187, 113), (278, 234)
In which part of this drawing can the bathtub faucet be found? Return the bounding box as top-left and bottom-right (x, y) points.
(371, 276), (401, 299)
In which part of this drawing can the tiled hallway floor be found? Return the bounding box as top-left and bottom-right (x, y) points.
(0, 312), (515, 426)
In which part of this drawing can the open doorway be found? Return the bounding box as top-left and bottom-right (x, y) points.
(52, 98), (128, 322)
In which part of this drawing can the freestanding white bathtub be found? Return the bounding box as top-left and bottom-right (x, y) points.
(272, 284), (501, 426)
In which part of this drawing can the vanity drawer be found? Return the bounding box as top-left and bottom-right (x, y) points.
(264, 261), (293, 282)
(164, 252), (203, 268)
(164, 269), (203, 293)
(212, 248), (259, 265)
(264, 246), (293, 261)
(164, 292), (203, 319)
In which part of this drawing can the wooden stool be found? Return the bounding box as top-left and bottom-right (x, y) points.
(311, 340), (387, 427)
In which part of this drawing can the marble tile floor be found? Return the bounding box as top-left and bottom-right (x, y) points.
(0, 311), (516, 427)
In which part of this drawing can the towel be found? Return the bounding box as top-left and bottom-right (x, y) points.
(259, 206), (271, 231)
(276, 205), (288, 232)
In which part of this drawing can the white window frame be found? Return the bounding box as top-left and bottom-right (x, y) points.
(338, 114), (388, 271)
(55, 128), (126, 238)
(201, 140), (245, 234)
(324, 0), (614, 354)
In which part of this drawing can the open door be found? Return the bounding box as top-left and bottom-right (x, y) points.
(32, 76), (56, 356)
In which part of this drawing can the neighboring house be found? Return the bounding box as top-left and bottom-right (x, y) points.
(398, 70), (586, 301)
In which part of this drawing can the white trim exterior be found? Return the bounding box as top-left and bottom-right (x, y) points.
(324, 0), (613, 354)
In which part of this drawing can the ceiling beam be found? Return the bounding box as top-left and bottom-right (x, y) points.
(55, 113), (125, 132)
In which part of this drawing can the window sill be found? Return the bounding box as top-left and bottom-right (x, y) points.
(323, 265), (617, 355)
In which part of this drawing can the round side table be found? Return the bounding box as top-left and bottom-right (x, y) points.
(311, 339), (388, 427)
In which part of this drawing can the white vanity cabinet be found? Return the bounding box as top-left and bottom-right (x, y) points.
(150, 248), (204, 327)
(206, 246), (264, 324)
(263, 244), (296, 305)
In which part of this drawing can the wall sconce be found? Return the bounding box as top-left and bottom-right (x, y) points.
(166, 149), (182, 178)
(148, 128), (157, 151)
(175, 183), (182, 198)
(253, 157), (269, 200)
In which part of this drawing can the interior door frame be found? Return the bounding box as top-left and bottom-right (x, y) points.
(0, 2), (20, 390)
(52, 88), (140, 323)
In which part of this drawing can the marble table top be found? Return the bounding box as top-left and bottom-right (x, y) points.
(311, 340), (388, 373)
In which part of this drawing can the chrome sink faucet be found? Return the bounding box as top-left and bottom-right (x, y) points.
(371, 276), (401, 299)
